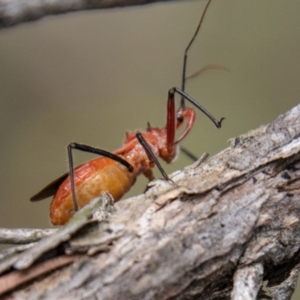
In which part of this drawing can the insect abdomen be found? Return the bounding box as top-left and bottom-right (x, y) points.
(50, 157), (136, 225)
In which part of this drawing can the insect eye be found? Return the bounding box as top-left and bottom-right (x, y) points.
(177, 114), (184, 123)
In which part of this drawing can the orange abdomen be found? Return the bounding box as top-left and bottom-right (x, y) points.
(50, 157), (136, 225)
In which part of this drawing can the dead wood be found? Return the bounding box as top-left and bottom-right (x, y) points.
(0, 0), (181, 28)
(1, 104), (300, 299)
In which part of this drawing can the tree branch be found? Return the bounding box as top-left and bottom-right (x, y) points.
(1, 104), (300, 299)
(0, 0), (180, 28)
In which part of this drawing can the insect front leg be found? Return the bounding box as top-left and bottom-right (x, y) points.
(135, 133), (172, 183)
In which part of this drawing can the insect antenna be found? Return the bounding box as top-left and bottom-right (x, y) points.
(180, 0), (212, 109)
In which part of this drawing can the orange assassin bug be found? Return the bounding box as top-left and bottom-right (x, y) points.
(30, 0), (223, 225)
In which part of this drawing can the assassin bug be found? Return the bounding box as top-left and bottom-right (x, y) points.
(30, 0), (223, 225)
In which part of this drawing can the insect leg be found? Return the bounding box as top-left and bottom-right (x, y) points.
(135, 133), (171, 182)
(166, 88), (176, 153)
(166, 87), (224, 160)
(173, 87), (224, 129)
(67, 142), (134, 211)
(180, 146), (198, 162)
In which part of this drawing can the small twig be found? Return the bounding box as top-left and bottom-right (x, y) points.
(0, 0), (182, 28)
(0, 228), (57, 244)
(231, 263), (264, 300)
(14, 192), (113, 270)
(0, 255), (78, 296)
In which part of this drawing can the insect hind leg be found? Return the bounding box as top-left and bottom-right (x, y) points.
(67, 142), (134, 212)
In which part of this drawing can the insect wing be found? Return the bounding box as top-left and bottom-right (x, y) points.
(30, 172), (69, 201)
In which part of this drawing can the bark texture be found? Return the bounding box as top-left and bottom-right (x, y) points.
(1, 104), (300, 299)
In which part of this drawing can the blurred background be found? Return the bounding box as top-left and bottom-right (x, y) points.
(0, 0), (300, 295)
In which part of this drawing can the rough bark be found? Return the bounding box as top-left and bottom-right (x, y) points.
(1, 104), (300, 299)
(0, 0), (180, 28)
